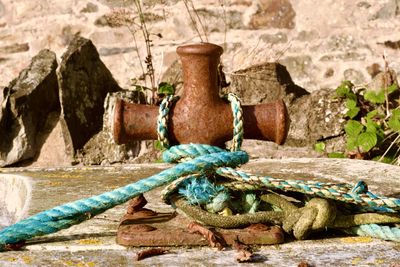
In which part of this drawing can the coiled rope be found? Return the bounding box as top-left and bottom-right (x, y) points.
(1, 93), (399, 251)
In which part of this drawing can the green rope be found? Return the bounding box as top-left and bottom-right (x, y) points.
(172, 193), (400, 241)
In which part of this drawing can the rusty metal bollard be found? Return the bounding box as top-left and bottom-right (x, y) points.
(113, 43), (289, 147)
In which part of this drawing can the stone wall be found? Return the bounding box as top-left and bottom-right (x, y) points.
(1, 0), (400, 92)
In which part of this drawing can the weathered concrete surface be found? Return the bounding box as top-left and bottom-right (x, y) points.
(0, 158), (399, 266)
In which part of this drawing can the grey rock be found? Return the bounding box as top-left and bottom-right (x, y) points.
(296, 30), (319, 42)
(248, 0), (296, 29)
(0, 50), (59, 167)
(279, 55), (314, 80)
(193, 8), (244, 32)
(0, 43), (29, 54)
(58, 36), (121, 153)
(320, 52), (366, 62)
(325, 34), (369, 52)
(96, 0), (134, 7)
(343, 68), (366, 85)
(370, 0), (400, 20)
(99, 47), (135, 56)
(324, 68), (335, 78)
(80, 2), (98, 13)
(227, 62), (309, 105)
(60, 26), (81, 46)
(75, 91), (145, 166)
(367, 68), (398, 93)
(288, 89), (346, 151)
(366, 63), (382, 78)
(260, 32), (288, 44)
(94, 15), (109, 27)
(357, 1), (371, 8)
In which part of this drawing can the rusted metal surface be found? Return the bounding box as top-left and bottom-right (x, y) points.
(113, 42), (289, 146)
(117, 196), (285, 247)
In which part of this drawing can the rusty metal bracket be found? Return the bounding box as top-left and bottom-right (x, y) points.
(113, 43), (290, 147)
(117, 196), (285, 247)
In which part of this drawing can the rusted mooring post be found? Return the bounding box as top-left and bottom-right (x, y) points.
(113, 43), (289, 147)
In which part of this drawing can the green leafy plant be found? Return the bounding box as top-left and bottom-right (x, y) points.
(332, 79), (400, 164)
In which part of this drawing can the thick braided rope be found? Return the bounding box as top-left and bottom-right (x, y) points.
(225, 93), (243, 152)
(163, 144), (227, 162)
(157, 93), (244, 151)
(0, 148), (248, 251)
(216, 167), (400, 212)
(157, 95), (179, 149)
(344, 224), (400, 242)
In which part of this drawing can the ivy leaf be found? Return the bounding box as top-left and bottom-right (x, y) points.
(346, 107), (360, 119)
(388, 109), (400, 132)
(314, 142), (326, 153)
(364, 90), (385, 104)
(345, 98), (357, 109)
(346, 136), (358, 151)
(366, 110), (380, 119)
(387, 84), (398, 94)
(336, 80), (353, 97)
(357, 131), (377, 152)
(154, 140), (166, 151)
(344, 120), (364, 137)
(345, 99), (360, 118)
(328, 152), (346, 158)
(365, 118), (378, 133)
(158, 82), (175, 95)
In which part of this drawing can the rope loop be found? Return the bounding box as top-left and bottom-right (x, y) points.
(156, 93), (244, 151)
(225, 93), (244, 152)
(157, 95), (179, 149)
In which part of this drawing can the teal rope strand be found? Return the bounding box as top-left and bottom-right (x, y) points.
(157, 95), (179, 149)
(344, 224), (400, 242)
(225, 93), (243, 152)
(163, 144), (227, 162)
(0, 148), (248, 251)
(216, 167), (400, 212)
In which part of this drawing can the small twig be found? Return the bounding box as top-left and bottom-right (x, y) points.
(379, 133), (400, 163)
(274, 41), (292, 62)
(187, 221), (225, 250)
(127, 26), (146, 83)
(383, 54), (391, 119)
(232, 237), (253, 263)
(219, 0), (227, 51)
(133, 0), (156, 104)
(183, 0), (204, 42)
(136, 248), (169, 261)
(189, 0), (208, 42)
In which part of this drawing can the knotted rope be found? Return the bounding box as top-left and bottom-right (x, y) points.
(1, 93), (399, 251)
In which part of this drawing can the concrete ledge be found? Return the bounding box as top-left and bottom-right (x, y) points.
(0, 158), (399, 266)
